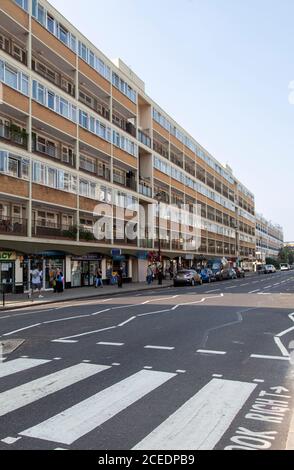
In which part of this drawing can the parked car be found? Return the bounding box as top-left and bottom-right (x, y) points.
(264, 264), (277, 274)
(221, 268), (237, 280)
(199, 268), (214, 283)
(174, 269), (203, 287)
(280, 263), (290, 271)
(235, 267), (245, 278)
(257, 264), (265, 274)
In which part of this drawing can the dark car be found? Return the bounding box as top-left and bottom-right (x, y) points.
(235, 267), (245, 278)
(199, 268), (214, 283)
(174, 269), (202, 287)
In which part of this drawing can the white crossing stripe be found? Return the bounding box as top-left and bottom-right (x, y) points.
(197, 349), (226, 355)
(97, 342), (124, 347)
(144, 345), (175, 351)
(0, 363), (110, 417)
(0, 358), (50, 379)
(133, 378), (256, 450)
(20, 369), (176, 445)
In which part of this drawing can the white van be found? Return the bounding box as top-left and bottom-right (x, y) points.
(280, 263), (290, 271)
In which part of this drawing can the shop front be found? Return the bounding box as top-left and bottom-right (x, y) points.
(0, 250), (16, 293)
(23, 252), (66, 291)
(71, 254), (102, 287)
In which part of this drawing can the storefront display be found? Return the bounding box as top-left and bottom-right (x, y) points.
(71, 255), (102, 287)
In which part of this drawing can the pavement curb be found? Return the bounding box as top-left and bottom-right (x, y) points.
(286, 411), (294, 450)
(0, 283), (173, 313)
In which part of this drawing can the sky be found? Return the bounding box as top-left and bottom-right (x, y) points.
(50, 0), (294, 241)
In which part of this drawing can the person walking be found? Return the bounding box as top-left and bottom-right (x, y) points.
(157, 266), (163, 285)
(31, 265), (43, 299)
(95, 268), (103, 288)
(146, 265), (153, 285)
(117, 268), (123, 288)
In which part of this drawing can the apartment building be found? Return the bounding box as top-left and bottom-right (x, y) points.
(256, 213), (284, 263)
(0, 0), (256, 292)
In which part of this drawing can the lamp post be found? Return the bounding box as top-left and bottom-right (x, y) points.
(155, 192), (163, 284)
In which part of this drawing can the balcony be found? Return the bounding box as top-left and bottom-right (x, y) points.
(153, 140), (169, 160)
(79, 90), (110, 120)
(32, 138), (76, 168)
(139, 179), (152, 198)
(32, 223), (77, 240)
(0, 216), (27, 236)
(32, 58), (75, 98)
(113, 170), (137, 191)
(138, 130), (151, 148)
(0, 124), (28, 149)
(79, 156), (111, 181)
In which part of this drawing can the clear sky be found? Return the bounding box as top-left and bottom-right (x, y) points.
(50, 0), (294, 240)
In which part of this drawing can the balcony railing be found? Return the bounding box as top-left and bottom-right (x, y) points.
(0, 216), (27, 236)
(138, 130), (151, 148)
(113, 172), (137, 191)
(153, 141), (169, 159)
(32, 141), (76, 167)
(33, 223), (78, 240)
(139, 180), (152, 198)
(79, 160), (111, 181)
(0, 125), (28, 148)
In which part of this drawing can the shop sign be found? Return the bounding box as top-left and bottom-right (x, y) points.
(72, 255), (102, 261)
(136, 251), (148, 260)
(0, 251), (16, 261)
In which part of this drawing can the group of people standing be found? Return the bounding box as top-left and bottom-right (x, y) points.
(95, 268), (123, 288)
(146, 264), (176, 285)
(29, 266), (64, 298)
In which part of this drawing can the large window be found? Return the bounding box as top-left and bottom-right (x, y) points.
(79, 109), (111, 142)
(0, 150), (29, 179)
(14, 0), (28, 11)
(32, 80), (77, 123)
(112, 130), (137, 157)
(112, 73), (136, 103)
(33, 160), (77, 193)
(78, 41), (111, 81)
(32, 1), (76, 52)
(0, 59), (29, 95)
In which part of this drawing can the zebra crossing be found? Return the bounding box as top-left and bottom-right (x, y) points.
(0, 356), (260, 450)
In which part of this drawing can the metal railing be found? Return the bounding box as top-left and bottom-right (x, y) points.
(0, 216), (27, 236)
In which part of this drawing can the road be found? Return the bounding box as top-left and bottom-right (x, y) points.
(0, 270), (293, 450)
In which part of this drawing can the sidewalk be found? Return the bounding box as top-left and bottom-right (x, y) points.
(287, 411), (294, 450)
(0, 280), (173, 312)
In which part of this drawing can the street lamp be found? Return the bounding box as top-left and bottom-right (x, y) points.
(155, 192), (163, 284)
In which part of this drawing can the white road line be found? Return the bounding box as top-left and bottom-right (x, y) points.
(253, 379), (265, 383)
(274, 337), (290, 357)
(225, 286), (235, 290)
(0, 363), (110, 417)
(51, 339), (78, 344)
(91, 308), (111, 316)
(138, 308), (171, 317)
(212, 374), (223, 378)
(118, 316), (136, 327)
(0, 358), (50, 379)
(55, 325), (117, 341)
(144, 345), (175, 351)
(204, 289), (220, 293)
(273, 283), (281, 286)
(176, 370), (186, 374)
(3, 323), (41, 337)
(264, 286), (272, 289)
(250, 354), (290, 361)
(141, 295), (179, 305)
(133, 378), (256, 450)
(276, 326), (294, 337)
(197, 349), (226, 355)
(44, 315), (90, 324)
(1, 437), (22, 445)
(21, 369), (176, 445)
(240, 283), (249, 286)
(249, 289), (260, 294)
(97, 342), (124, 347)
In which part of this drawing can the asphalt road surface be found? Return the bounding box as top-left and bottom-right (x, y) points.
(0, 270), (293, 450)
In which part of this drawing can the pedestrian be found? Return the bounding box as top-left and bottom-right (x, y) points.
(117, 268), (123, 288)
(31, 265), (43, 298)
(146, 265), (153, 285)
(169, 266), (174, 280)
(157, 267), (163, 285)
(55, 269), (64, 293)
(95, 268), (103, 288)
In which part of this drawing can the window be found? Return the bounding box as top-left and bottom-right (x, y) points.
(112, 73), (136, 103)
(14, 0), (29, 10)
(58, 24), (68, 45)
(47, 91), (55, 110)
(47, 14), (55, 34)
(5, 65), (17, 89)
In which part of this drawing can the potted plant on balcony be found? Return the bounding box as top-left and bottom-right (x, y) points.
(9, 123), (28, 146)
